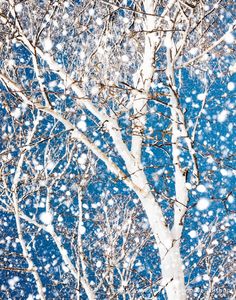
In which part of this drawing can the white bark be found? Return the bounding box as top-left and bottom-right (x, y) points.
(164, 28), (190, 299)
(11, 113), (46, 300)
(129, 2), (187, 299)
(77, 166), (96, 300)
(130, 170), (187, 300)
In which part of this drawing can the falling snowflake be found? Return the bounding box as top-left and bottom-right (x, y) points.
(43, 37), (53, 52)
(227, 82), (235, 91)
(40, 212), (53, 225)
(217, 110), (229, 123)
(197, 198), (210, 211)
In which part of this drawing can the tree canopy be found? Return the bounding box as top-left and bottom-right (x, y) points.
(0, 0), (235, 299)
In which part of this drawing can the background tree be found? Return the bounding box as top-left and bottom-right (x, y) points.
(0, 0), (235, 299)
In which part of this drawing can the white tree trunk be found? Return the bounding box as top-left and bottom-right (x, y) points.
(159, 242), (186, 299)
(130, 169), (187, 300)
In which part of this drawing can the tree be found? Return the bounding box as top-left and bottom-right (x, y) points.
(0, 0), (235, 299)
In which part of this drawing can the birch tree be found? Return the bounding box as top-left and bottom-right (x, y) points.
(0, 0), (235, 299)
